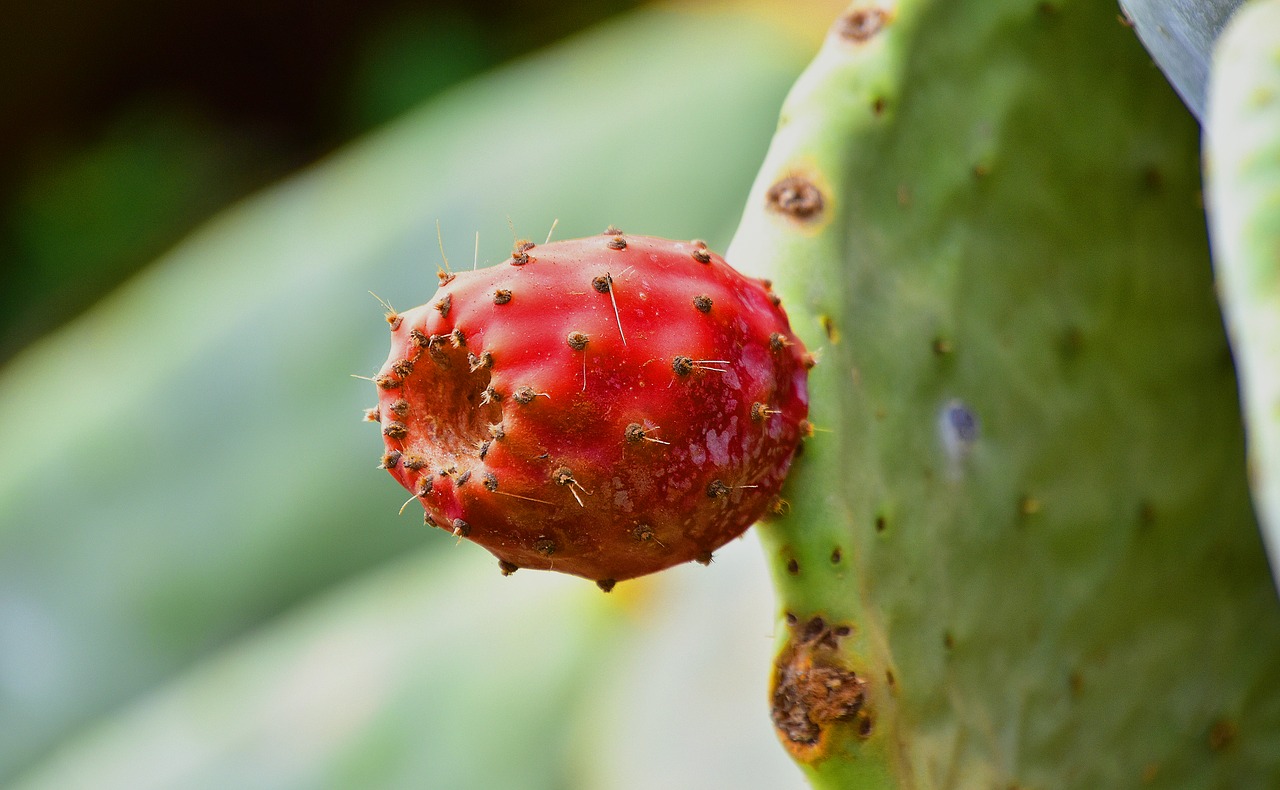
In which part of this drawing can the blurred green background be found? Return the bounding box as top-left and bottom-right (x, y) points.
(0, 0), (643, 364)
(0, 1), (843, 787)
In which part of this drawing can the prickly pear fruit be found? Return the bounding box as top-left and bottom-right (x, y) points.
(370, 230), (809, 587)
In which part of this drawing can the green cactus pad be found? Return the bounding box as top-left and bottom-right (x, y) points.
(1206, 0), (1280, 595)
(729, 1), (1280, 787)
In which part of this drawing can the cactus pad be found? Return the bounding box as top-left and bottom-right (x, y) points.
(728, 1), (1280, 787)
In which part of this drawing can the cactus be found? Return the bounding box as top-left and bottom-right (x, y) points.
(727, 1), (1280, 787)
(1206, 0), (1280, 594)
(371, 232), (809, 587)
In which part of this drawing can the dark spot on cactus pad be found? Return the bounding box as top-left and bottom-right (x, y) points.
(452, 519), (470, 537)
(364, 407), (380, 423)
(592, 274), (612, 293)
(1139, 500), (1157, 528)
(692, 247), (712, 264)
(449, 329), (466, 348)
(499, 560), (519, 576)
(513, 386), (536, 404)
(435, 294), (451, 317)
(835, 8), (889, 42)
(553, 467), (576, 486)
(374, 373), (400, 390)
(1059, 326), (1085, 359)
(932, 336), (953, 355)
(786, 558), (800, 575)
(390, 398), (409, 416)
(403, 454), (427, 471)
(478, 440), (492, 460)
(820, 314), (839, 342)
(482, 472), (498, 491)
(409, 328), (429, 348)
(596, 578), (617, 592)
(1069, 671), (1084, 697)
(632, 524), (655, 542)
(380, 450), (402, 469)
(693, 294), (713, 313)
(944, 631), (955, 650)
(707, 479), (730, 498)
(885, 669), (896, 689)
(415, 475), (434, 497)
(494, 289), (513, 305)
(940, 400), (979, 467)
(383, 421), (408, 439)
(830, 547), (842, 564)
(855, 711), (874, 738)
(1142, 165), (1164, 192)
(695, 551), (714, 565)
(672, 356), (694, 376)
(872, 97), (886, 116)
(624, 423), (646, 443)
(769, 332), (788, 352)
(784, 612), (798, 626)
(766, 176), (824, 220)
(455, 470), (472, 487)
(947, 399), (972, 443)
(874, 515), (887, 533)
(566, 331), (589, 351)
(1208, 718), (1238, 752)
(772, 616), (867, 759)
(606, 237), (627, 251)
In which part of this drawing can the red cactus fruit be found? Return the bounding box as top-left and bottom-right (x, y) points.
(369, 230), (810, 589)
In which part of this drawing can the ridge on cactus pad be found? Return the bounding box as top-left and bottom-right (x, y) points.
(368, 230), (810, 588)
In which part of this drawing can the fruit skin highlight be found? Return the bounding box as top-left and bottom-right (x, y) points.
(370, 230), (810, 589)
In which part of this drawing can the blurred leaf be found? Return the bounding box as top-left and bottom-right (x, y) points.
(0, 103), (276, 359)
(0, 5), (816, 782)
(343, 11), (496, 131)
(8, 550), (614, 790)
(9, 539), (806, 790)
